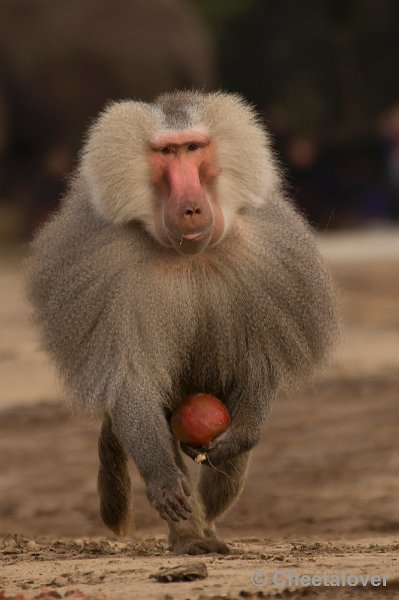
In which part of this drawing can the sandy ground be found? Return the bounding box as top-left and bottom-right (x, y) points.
(0, 231), (399, 599)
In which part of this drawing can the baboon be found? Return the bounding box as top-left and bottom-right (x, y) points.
(27, 91), (337, 554)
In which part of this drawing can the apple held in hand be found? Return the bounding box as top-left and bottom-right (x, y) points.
(171, 393), (231, 448)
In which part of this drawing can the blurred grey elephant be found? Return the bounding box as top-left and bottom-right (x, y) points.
(0, 0), (215, 235)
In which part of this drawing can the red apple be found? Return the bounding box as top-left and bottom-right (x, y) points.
(171, 393), (231, 446)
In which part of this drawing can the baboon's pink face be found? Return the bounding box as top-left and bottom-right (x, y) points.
(148, 132), (224, 255)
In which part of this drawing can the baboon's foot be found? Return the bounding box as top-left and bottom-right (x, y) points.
(172, 536), (230, 555)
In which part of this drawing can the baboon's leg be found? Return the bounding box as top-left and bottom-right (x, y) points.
(199, 451), (251, 531)
(97, 413), (132, 536)
(167, 441), (229, 555)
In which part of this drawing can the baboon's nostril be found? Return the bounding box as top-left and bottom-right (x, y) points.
(185, 207), (201, 216)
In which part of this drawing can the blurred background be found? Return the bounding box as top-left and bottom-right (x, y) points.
(1, 3), (399, 596)
(0, 0), (399, 237)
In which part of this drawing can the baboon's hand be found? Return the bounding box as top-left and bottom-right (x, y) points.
(146, 471), (192, 522)
(182, 426), (260, 466)
(180, 442), (207, 462)
(180, 432), (236, 466)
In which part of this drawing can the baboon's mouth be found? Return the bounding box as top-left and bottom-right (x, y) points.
(168, 227), (212, 255)
(181, 230), (209, 242)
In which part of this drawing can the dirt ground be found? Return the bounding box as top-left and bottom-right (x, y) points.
(0, 232), (399, 599)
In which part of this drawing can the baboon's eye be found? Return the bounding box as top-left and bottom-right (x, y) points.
(187, 143), (200, 152)
(160, 146), (173, 155)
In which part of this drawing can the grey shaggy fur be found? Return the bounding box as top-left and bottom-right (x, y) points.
(27, 190), (335, 413)
(26, 91), (337, 554)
